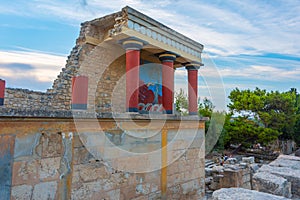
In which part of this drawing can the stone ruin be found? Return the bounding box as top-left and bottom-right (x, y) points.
(0, 6), (207, 200)
(207, 155), (300, 200)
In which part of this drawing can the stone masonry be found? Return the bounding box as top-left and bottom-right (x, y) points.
(3, 10), (126, 112)
(1, 115), (205, 200)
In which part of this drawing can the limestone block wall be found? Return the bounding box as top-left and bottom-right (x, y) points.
(0, 115), (206, 200)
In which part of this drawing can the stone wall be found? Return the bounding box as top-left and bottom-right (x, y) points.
(4, 88), (52, 110)
(0, 114), (206, 200)
(2, 13), (126, 113)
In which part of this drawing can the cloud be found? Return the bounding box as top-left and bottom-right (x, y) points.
(1, 1), (299, 56)
(0, 49), (65, 90)
(216, 65), (300, 81)
(0, 0), (299, 95)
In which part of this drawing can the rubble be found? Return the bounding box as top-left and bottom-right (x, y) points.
(253, 172), (292, 198)
(242, 156), (255, 164)
(212, 188), (291, 200)
(295, 149), (300, 157)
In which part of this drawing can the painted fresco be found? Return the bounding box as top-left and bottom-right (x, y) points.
(139, 62), (163, 113)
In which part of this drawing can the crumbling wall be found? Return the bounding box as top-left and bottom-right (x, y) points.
(4, 88), (52, 110)
(2, 15), (126, 113)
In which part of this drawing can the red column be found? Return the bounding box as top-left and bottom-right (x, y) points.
(0, 79), (5, 106)
(186, 63), (202, 115)
(71, 76), (88, 110)
(122, 38), (144, 112)
(159, 53), (177, 114)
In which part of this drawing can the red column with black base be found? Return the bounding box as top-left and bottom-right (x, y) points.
(159, 53), (177, 114)
(71, 76), (88, 110)
(122, 38), (145, 112)
(0, 79), (5, 106)
(186, 62), (202, 115)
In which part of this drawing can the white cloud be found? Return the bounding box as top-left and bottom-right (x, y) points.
(217, 65), (300, 81)
(0, 49), (65, 83)
(1, 1), (299, 56)
(0, 0), (299, 94)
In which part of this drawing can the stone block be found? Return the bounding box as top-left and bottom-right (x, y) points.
(40, 133), (62, 158)
(242, 156), (255, 164)
(250, 163), (260, 173)
(226, 157), (238, 164)
(32, 181), (57, 200)
(258, 163), (300, 196)
(211, 166), (224, 173)
(12, 160), (39, 186)
(253, 172), (292, 198)
(212, 188), (290, 200)
(14, 133), (41, 160)
(73, 146), (94, 164)
(295, 149), (300, 157)
(270, 155), (300, 170)
(181, 179), (199, 195)
(39, 157), (60, 181)
(11, 184), (33, 200)
(77, 163), (110, 182)
(71, 181), (103, 200)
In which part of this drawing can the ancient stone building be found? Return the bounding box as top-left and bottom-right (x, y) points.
(0, 6), (206, 200)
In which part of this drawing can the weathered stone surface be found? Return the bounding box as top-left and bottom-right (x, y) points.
(12, 160), (39, 186)
(40, 133), (62, 158)
(250, 163), (260, 173)
(295, 149), (300, 157)
(181, 179), (199, 195)
(11, 184), (33, 200)
(211, 166), (224, 173)
(258, 155), (300, 196)
(226, 157), (237, 164)
(39, 157), (60, 181)
(14, 133), (41, 160)
(242, 156), (255, 164)
(32, 181), (57, 200)
(269, 155), (300, 170)
(71, 181), (106, 200)
(253, 172), (292, 198)
(212, 188), (291, 200)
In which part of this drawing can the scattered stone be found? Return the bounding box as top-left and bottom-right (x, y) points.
(239, 162), (248, 168)
(250, 163), (260, 173)
(253, 172), (292, 198)
(226, 157), (237, 164)
(225, 164), (240, 171)
(212, 188), (291, 200)
(295, 149), (300, 157)
(205, 168), (213, 176)
(211, 166), (224, 173)
(205, 160), (215, 167)
(258, 157), (300, 196)
(205, 177), (213, 184)
(242, 156), (255, 164)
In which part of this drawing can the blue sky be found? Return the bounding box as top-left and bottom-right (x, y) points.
(0, 0), (299, 110)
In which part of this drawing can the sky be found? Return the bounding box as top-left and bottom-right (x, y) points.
(0, 0), (299, 110)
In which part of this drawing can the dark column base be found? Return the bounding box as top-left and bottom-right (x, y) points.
(71, 104), (87, 110)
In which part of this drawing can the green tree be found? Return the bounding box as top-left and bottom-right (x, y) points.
(226, 87), (297, 147)
(198, 98), (227, 152)
(198, 97), (214, 118)
(294, 89), (300, 145)
(174, 88), (188, 115)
